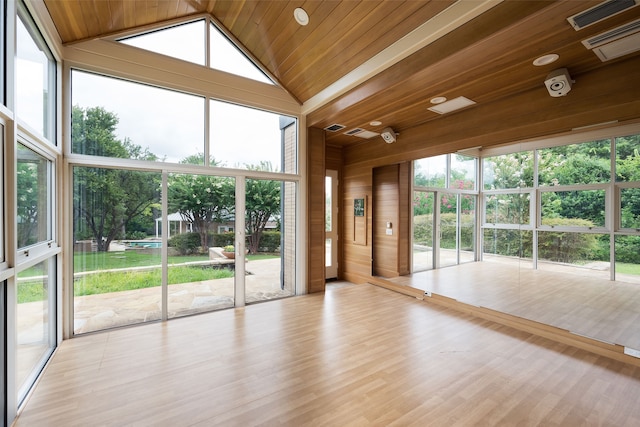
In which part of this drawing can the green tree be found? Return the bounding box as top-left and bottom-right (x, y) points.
(16, 145), (47, 247)
(167, 154), (235, 250)
(246, 162), (281, 254)
(72, 105), (160, 251)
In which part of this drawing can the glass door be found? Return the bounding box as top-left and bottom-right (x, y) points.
(325, 170), (338, 279)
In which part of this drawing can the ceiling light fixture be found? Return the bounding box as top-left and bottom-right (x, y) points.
(533, 53), (559, 66)
(294, 8), (309, 26)
(428, 96), (476, 114)
(370, 120), (382, 126)
(430, 96), (447, 104)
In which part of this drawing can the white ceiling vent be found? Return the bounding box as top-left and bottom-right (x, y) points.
(567, 0), (639, 30)
(581, 17), (640, 61)
(324, 123), (346, 132)
(344, 128), (379, 139)
(582, 17), (640, 47)
(592, 31), (640, 61)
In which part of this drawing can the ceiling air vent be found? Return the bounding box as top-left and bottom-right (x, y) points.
(344, 128), (365, 136)
(567, 0), (639, 30)
(582, 17), (640, 48)
(324, 123), (346, 132)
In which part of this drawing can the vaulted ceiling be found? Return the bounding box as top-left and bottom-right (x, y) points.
(43, 0), (640, 150)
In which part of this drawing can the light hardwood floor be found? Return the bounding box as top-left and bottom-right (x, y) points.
(386, 259), (640, 351)
(16, 282), (640, 426)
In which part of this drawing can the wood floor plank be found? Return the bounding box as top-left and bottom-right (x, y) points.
(15, 283), (640, 426)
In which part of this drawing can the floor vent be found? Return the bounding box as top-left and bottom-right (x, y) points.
(567, 0), (638, 30)
(324, 123), (346, 132)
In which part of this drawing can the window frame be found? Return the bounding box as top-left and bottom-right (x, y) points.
(16, 2), (56, 144)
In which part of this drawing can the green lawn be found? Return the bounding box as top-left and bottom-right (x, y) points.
(17, 251), (279, 303)
(616, 262), (640, 275)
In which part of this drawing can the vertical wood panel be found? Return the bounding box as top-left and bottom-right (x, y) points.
(398, 161), (411, 275)
(373, 165), (399, 277)
(342, 163), (372, 283)
(307, 127), (325, 293)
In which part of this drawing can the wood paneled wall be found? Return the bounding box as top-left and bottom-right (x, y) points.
(373, 163), (411, 278)
(307, 127), (326, 293)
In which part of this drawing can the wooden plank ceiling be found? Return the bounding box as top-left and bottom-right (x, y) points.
(43, 0), (640, 150)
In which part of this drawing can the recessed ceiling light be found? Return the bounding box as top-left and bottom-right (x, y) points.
(430, 96), (447, 104)
(294, 8), (309, 26)
(370, 120), (382, 126)
(533, 54), (559, 66)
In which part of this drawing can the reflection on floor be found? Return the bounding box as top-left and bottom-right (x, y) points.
(388, 256), (640, 350)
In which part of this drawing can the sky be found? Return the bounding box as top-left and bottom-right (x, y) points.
(21, 17), (287, 168)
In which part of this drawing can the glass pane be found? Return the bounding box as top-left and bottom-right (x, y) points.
(167, 173), (236, 318)
(460, 195), (476, 263)
(325, 176), (332, 232)
(482, 229), (532, 266)
(17, 258), (55, 403)
(615, 134), (640, 182)
(120, 20), (205, 65)
(538, 139), (610, 186)
(621, 188), (640, 229)
(541, 190), (605, 227)
(17, 143), (51, 248)
(0, 125), (3, 263)
(209, 23), (272, 84)
(537, 232), (609, 278)
(71, 70), (204, 163)
(245, 179), (296, 303)
(483, 151), (533, 190)
(413, 191), (434, 272)
(414, 155), (446, 187)
(16, 12), (54, 139)
(450, 154), (476, 190)
(210, 100), (296, 172)
(615, 235), (640, 284)
(73, 167), (162, 333)
(440, 192), (457, 268)
(325, 238), (332, 267)
(484, 193), (530, 225)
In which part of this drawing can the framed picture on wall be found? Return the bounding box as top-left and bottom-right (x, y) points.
(354, 198), (365, 216)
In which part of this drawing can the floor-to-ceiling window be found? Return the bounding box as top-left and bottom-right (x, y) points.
(67, 19), (299, 335)
(413, 153), (478, 272)
(12, 1), (60, 417)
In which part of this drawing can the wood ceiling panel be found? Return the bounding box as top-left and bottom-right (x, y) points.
(42, 0), (640, 152)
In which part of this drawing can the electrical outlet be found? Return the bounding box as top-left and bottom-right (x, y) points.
(624, 347), (640, 358)
(424, 291), (432, 297)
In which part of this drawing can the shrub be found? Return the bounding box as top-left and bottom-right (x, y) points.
(257, 231), (281, 252)
(125, 231), (147, 240)
(536, 218), (599, 263)
(168, 232), (201, 255)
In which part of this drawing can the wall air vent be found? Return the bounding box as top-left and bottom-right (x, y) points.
(582, 17), (640, 48)
(567, 0), (639, 30)
(324, 123), (346, 132)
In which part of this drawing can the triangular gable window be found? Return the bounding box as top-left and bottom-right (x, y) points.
(118, 19), (273, 85)
(120, 20), (205, 66)
(209, 23), (272, 84)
